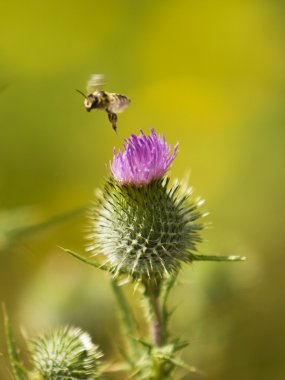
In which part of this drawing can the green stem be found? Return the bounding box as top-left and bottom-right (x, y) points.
(150, 292), (163, 347)
(142, 279), (163, 347)
(110, 279), (140, 364)
(160, 274), (177, 343)
(142, 279), (175, 380)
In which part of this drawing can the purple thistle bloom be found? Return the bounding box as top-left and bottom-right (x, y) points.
(110, 129), (179, 185)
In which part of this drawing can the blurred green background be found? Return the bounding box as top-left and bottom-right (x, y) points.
(1, 0), (285, 379)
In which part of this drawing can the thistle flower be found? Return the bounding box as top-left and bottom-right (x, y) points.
(88, 129), (203, 279)
(111, 129), (178, 185)
(30, 326), (103, 379)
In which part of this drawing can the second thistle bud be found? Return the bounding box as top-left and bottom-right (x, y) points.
(30, 326), (103, 379)
(87, 129), (204, 280)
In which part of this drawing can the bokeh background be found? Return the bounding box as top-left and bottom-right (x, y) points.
(1, 0), (285, 379)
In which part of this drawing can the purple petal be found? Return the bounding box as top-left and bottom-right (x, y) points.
(110, 129), (179, 185)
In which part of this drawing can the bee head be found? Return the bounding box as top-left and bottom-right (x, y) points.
(84, 95), (99, 112)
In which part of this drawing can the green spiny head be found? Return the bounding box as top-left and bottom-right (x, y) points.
(87, 177), (204, 280)
(30, 326), (103, 379)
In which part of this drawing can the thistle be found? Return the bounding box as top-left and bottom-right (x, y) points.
(87, 129), (204, 280)
(68, 127), (244, 379)
(30, 326), (103, 379)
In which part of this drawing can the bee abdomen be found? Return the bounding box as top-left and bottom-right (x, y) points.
(114, 94), (129, 103)
(107, 93), (131, 113)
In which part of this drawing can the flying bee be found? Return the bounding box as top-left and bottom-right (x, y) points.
(76, 74), (131, 133)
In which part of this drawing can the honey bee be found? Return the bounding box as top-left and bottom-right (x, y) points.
(76, 74), (131, 133)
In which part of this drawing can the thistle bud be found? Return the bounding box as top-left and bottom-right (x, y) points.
(30, 326), (103, 379)
(87, 129), (203, 280)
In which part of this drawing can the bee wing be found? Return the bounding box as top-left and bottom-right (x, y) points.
(107, 93), (131, 113)
(86, 74), (105, 93)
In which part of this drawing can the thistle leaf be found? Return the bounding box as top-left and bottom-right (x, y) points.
(110, 280), (141, 363)
(2, 304), (27, 380)
(59, 247), (111, 271)
(190, 253), (246, 262)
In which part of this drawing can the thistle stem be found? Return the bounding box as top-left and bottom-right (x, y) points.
(142, 279), (175, 380)
(142, 279), (164, 347)
(150, 293), (163, 347)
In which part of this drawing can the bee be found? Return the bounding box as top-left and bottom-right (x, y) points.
(76, 74), (131, 133)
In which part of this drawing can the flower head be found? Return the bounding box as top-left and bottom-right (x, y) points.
(87, 128), (204, 280)
(30, 326), (103, 379)
(111, 128), (178, 185)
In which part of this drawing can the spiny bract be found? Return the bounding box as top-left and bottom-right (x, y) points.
(87, 177), (204, 279)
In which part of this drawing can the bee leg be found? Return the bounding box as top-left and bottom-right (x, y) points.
(107, 111), (118, 133)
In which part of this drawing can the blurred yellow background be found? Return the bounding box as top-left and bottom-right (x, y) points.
(1, 0), (285, 379)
